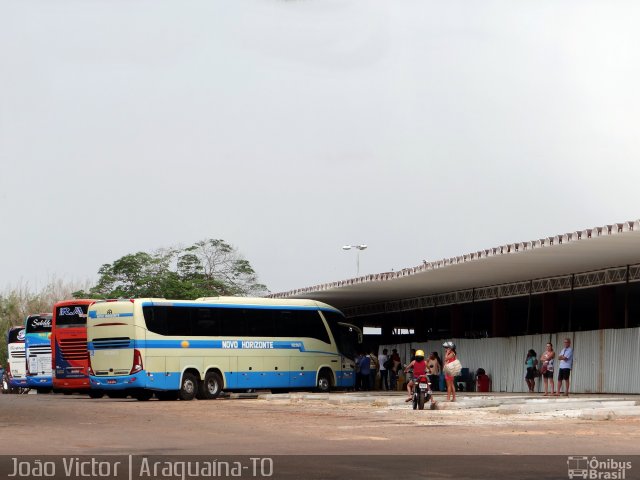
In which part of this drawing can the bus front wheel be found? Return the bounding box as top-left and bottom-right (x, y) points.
(201, 372), (223, 400)
(180, 373), (198, 401)
(316, 371), (332, 393)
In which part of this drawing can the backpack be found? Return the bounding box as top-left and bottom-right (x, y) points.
(383, 358), (393, 370)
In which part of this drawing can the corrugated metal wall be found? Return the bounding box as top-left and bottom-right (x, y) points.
(379, 327), (640, 393)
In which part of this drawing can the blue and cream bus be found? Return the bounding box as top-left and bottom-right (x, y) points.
(24, 313), (53, 393)
(87, 298), (361, 401)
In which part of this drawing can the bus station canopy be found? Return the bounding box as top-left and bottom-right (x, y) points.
(271, 220), (640, 311)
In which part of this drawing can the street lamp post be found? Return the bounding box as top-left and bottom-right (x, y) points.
(342, 244), (367, 276)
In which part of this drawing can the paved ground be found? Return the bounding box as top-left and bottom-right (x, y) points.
(1, 390), (639, 457)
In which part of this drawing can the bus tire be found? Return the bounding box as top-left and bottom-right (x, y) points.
(179, 372), (198, 401)
(156, 391), (179, 401)
(316, 370), (332, 393)
(134, 390), (153, 401)
(107, 391), (127, 399)
(88, 390), (104, 399)
(201, 371), (223, 399)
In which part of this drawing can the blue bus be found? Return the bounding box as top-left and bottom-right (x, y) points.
(87, 297), (361, 400)
(25, 314), (53, 393)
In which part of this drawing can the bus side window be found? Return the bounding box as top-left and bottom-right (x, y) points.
(276, 310), (330, 344)
(245, 309), (276, 337)
(144, 306), (168, 335)
(220, 308), (247, 337)
(166, 307), (192, 336)
(193, 308), (220, 336)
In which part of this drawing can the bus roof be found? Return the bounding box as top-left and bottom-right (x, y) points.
(195, 296), (340, 310)
(88, 297), (342, 311)
(53, 299), (98, 307)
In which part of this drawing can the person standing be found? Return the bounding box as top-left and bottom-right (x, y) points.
(389, 348), (401, 391)
(427, 352), (441, 391)
(443, 342), (458, 402)
(540, 342), (556, 396)
(369, 350), (379, 390)
(378, 348), (389, 391)
(354, 352), (362, 391)
(556, 338), (573, 396)
(525, 349), (538, 393)
(359, 352), (371, 391)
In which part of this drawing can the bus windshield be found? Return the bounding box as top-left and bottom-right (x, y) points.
(323, 310), (361, 360)
(55, 304), (89, 327)
(26, 315), (52, 333)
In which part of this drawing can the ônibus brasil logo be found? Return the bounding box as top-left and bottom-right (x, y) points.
(567, 456), (632, 479)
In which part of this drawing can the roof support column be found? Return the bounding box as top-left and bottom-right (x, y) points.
(450, 304), (464, 338)
(625, 265), (630, 328)
(542, 293), (557, 334)
(492, 299), (507, 337)
(598, 285), (616, 329)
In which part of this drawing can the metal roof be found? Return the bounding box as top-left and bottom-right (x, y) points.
(270, 219), (640, 311)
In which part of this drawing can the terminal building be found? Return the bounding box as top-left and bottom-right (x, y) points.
(271, 219), (640, 394)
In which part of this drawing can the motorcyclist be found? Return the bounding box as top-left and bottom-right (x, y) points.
(404, 349), (428, 402)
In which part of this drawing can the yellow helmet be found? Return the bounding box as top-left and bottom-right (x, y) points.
(415, 349), (425, 357)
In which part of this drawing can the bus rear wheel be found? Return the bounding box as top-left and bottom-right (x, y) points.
(180, 373), (198, 401)
(88, 390), (104, 399)
(201, 372), (223, 400)
(134, 390), (153, 401)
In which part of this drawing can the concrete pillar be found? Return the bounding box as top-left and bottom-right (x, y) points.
(598, 285), (616, 329)
(492, 299), (507, 337)
(542, 293), (557, 334)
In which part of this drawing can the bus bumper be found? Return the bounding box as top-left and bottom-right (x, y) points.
(53, 378), (91, 391)
(9, 378), (28, 388)
(26, 376), (52, 388)
(89, 371), (148, 390)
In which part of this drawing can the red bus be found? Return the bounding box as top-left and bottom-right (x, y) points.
(51, 299), (101, 396)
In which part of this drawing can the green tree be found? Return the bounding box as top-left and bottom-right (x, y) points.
(1, 279), (87, 366)
(74, 239), (268, 300)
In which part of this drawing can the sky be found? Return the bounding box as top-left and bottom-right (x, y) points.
(1, 0), (639, 295)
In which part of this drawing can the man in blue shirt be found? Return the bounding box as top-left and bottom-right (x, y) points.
(556, 338), (573, 396)
(359, 353), (371, 391)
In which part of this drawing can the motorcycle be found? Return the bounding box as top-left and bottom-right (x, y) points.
(412, 374), (432, 410)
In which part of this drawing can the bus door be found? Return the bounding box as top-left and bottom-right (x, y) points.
(336, 322), (361, 388)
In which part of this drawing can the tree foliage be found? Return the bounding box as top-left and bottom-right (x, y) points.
(73, 239), (268, 300)
(1, 279), (88, 366)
